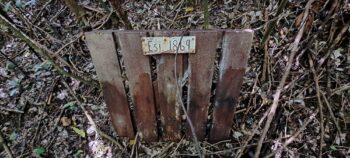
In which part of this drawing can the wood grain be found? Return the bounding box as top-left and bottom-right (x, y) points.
(209, 30), (253, 142)
(85, 31), (134, 138)
(115, 31), (158, 141)
(156, 54), (183, 141)
(153, 31), (184, 141)
(186, 30), (220, 140)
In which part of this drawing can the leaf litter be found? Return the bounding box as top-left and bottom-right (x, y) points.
(0, 0), (349, 157)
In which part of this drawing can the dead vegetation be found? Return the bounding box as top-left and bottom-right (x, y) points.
(0, 0), (349, 157)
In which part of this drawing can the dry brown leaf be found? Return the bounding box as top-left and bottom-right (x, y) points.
(61, 116), (72, 127)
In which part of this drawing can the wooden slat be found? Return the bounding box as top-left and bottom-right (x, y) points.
(186, 31), (220, 140)
(115, 32), (158, 141)
(156, 54), (183, 141)
(149, 30), (185, 141)
(209, 30), (253, 142)
(85, 31), (134, 138)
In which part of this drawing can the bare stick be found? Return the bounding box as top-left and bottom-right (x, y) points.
(261, 9), (269, 82)
(321, 92), (342, 134)
(253, 0), (315, 157)
(309, 56), (324, 157)
(0, 132), (14, 158)
(130, 132), (139, 158)
(265, 110), (318, 158)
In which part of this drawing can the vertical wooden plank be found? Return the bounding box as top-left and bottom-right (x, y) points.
(186, 31), (220, 140)
(115, 31), (158, 141)
(209, 30), (253, 142)
(147, 30), (184, 141)
(85, 31), (134, 138)
(156, 54), (183, 141)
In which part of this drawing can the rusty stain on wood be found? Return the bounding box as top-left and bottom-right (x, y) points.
(209, 30), (253, 142)
(186, 31), (220, 140)
(85, 30), (253, 142)
(115, 32), (158, 141)
(102, 81), (135, 137)
(84, 31), (134, 138)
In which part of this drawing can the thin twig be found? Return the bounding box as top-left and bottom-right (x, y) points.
(130, 132), (139, 158)
(253, 0), (315, 157)
(331, 83), (350, 96)
(109, 0), (133, 29)
(309, 55), (324, 158)
(61, 80), (124, 149)
(174, 31), (202, 158)
(155, 142), (174, 158)
(0, 132), (14, 158)
(42, 108), (65, 139)
(170, 137), (185, 156)
(0, 106), (24, 114)
(0, 13), (98, 87)
(94, 11), (114, 29)
(0, 50), (29, 78)
(260, 0), (288, 44)
(261, 9), (269, 82)
(265, 110), (318, 158)
(321, 92), (342, 134)
(235, 106), (271, 158)
(55, 34), (82, 55)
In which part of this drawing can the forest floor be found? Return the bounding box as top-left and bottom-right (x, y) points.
(0, 0), (349, 157)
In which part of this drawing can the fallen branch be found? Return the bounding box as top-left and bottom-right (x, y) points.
(253, 0), (315, 157)
(0, 13), (98, 87)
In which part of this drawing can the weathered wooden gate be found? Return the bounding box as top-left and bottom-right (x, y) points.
(85, 30), (253, 143)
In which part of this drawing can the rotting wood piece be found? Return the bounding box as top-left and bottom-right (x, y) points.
(85, 31), (134, 138)
(115, 31), (158, 141)
(209, 30), (253, 142)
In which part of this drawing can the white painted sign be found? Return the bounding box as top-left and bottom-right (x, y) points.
(141, 36), (196, 55)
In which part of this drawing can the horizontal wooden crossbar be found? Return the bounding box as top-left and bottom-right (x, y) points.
(85, 30), (253, 142)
